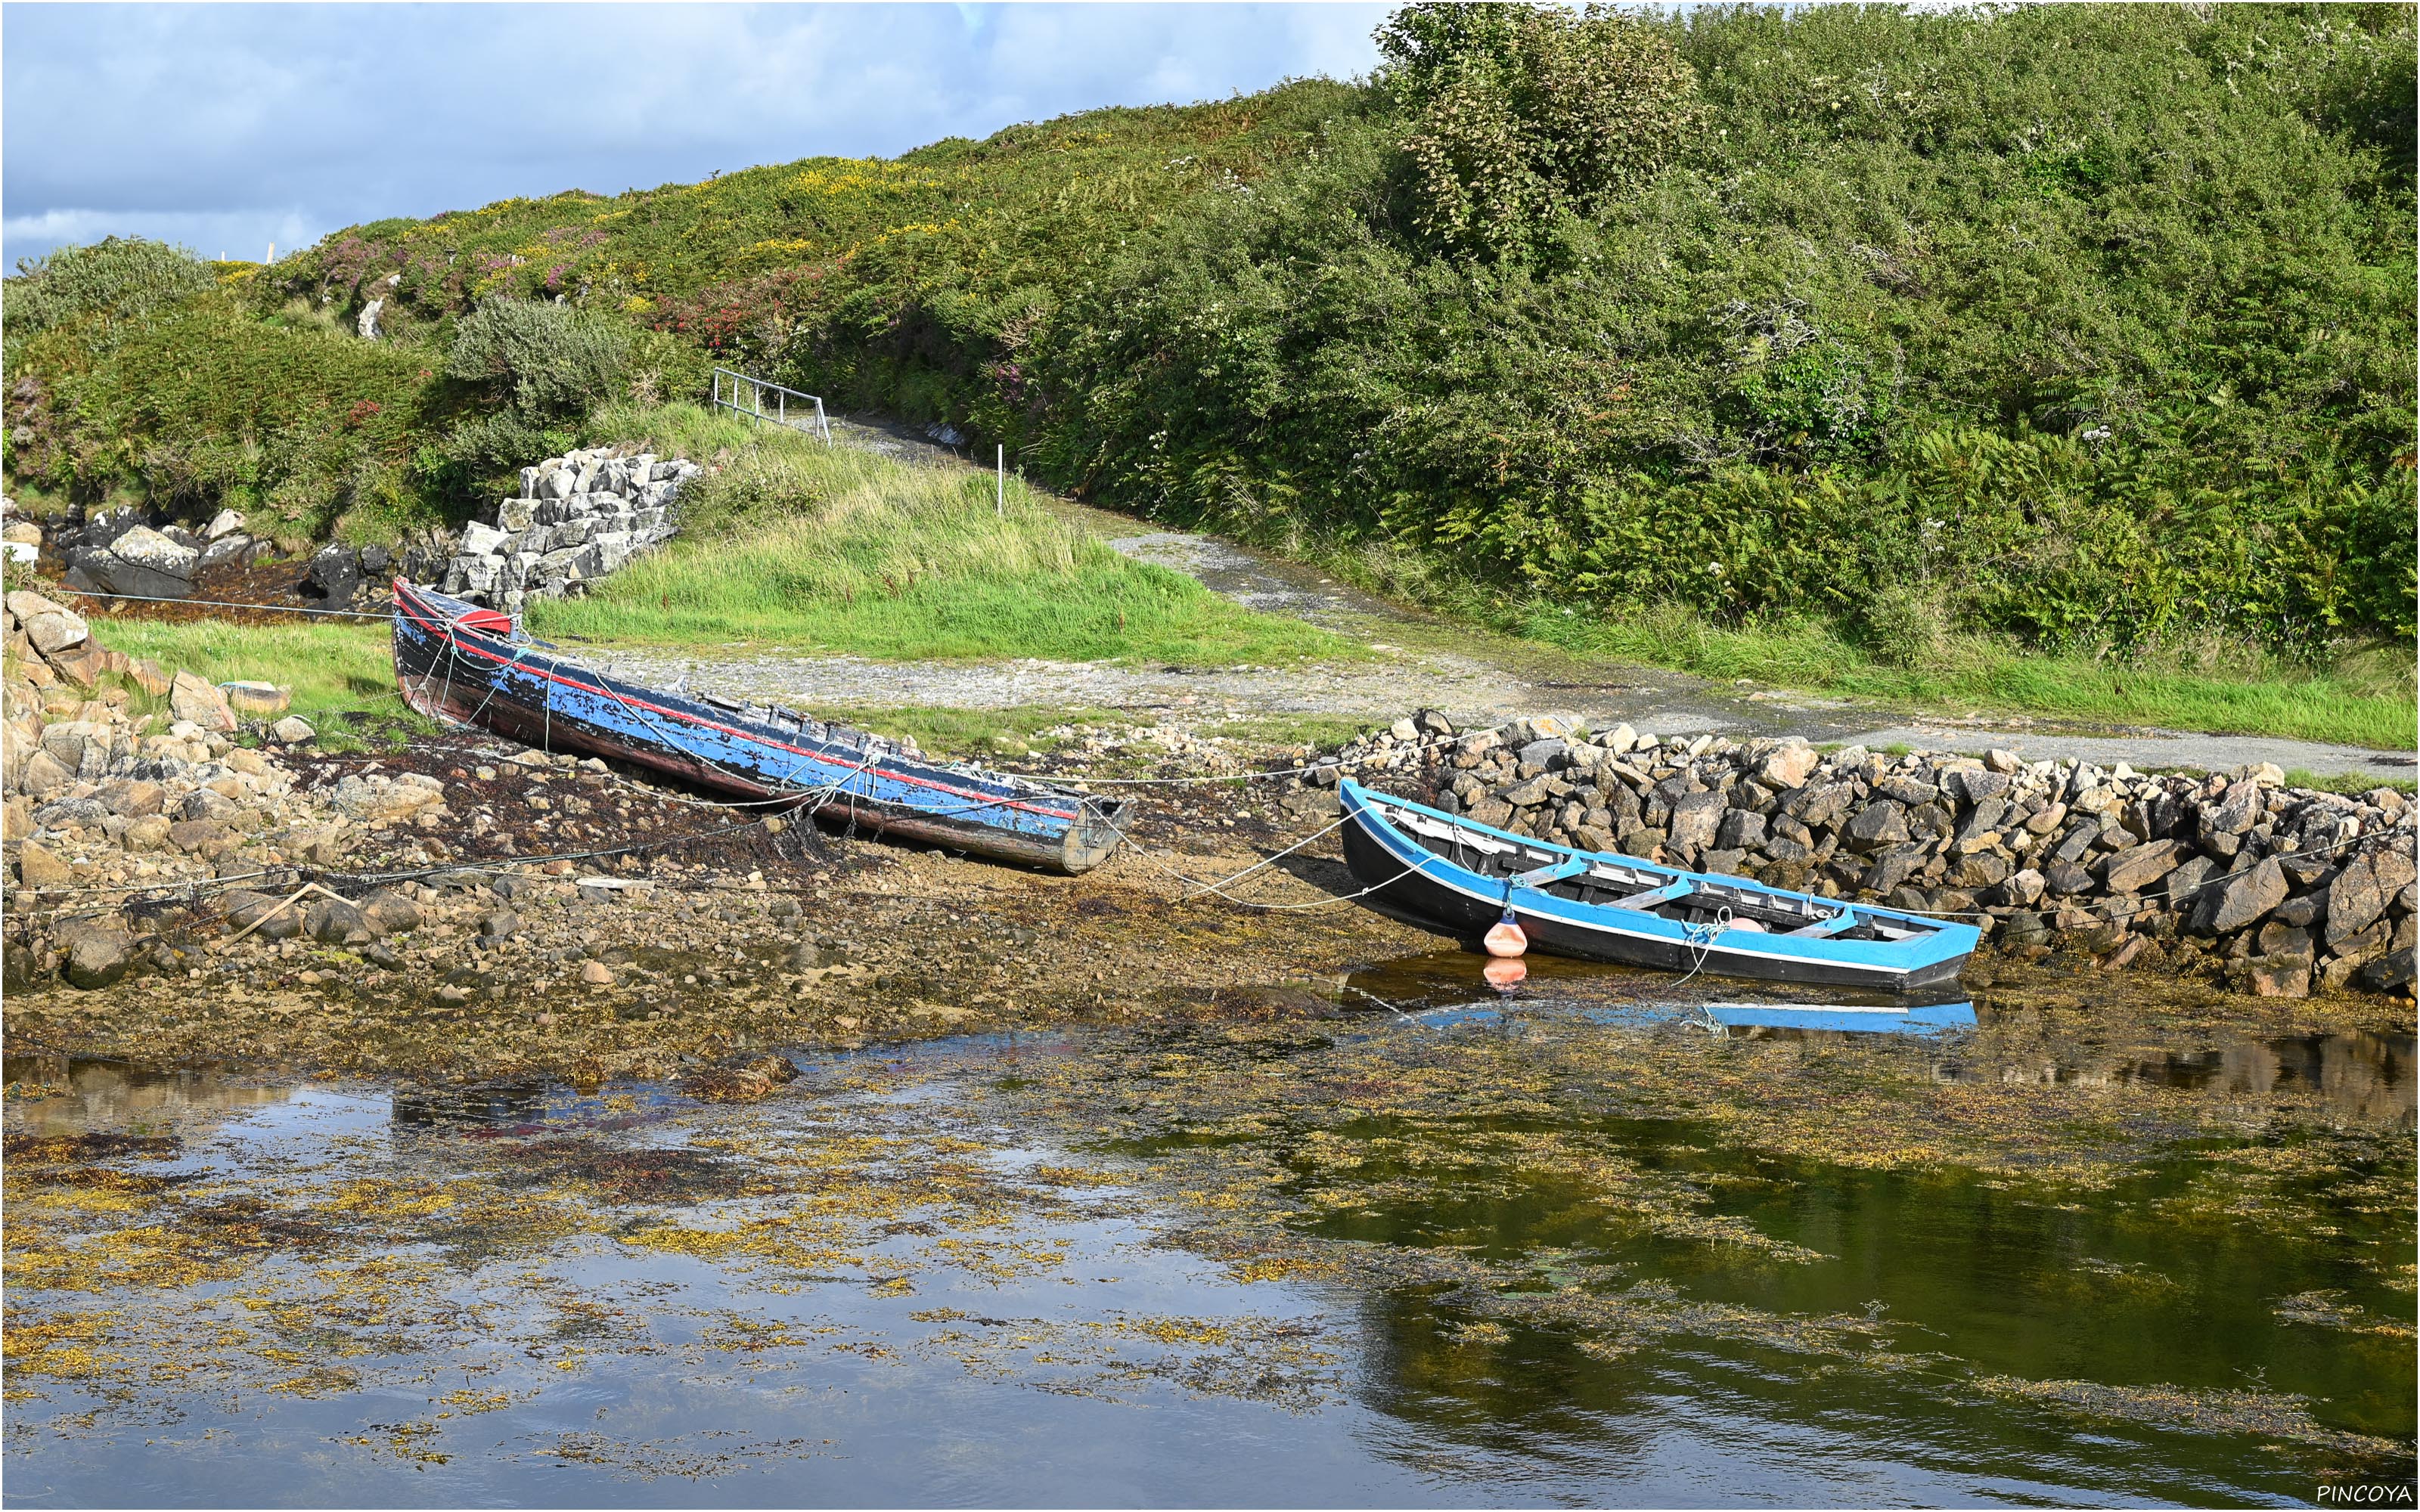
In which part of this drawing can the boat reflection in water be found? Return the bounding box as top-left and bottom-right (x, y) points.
(1696, 999), (1978, 1039)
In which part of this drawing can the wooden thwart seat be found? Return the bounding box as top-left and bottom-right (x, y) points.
(1612, 879), (1696, 912)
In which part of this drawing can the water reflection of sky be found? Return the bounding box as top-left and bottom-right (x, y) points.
(5, 986), (2412, 1507)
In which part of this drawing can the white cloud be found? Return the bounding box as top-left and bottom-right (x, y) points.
(1, 2), (1391, 267)
(1, 206), (321, 270)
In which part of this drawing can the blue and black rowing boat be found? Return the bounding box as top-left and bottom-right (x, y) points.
(392, 581), (1128, 873)
(1338, 779), (1976, 991)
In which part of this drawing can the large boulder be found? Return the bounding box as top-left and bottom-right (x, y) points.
(358, 890), (423, 937)
(2324, 855), (2391, 948)
(222, 890), (304, 940)
(303, 897), (374, 947)
(107, 525), (200, 578)
(95, 778), (164, 817)
(168, 671), (237, 732)
(1844, 801), (1910, 853)
(461, 522), (512, 556)
(1716, 808), (1767, 850)
(2207, 856), (2288, 934)
(5, 590), (88, 655)
(2246, 959), (2311, 999)
(2198, 781), (2262, 840)
(196, 535), (254, 571)
(57, 918), (136, 989)
(1946, 768), (2012, 805)
(16, 839), (72, 888)
(166, 820), (231, 857)
(1790, 782), (1857, 829)
(16, 748), (72, 798)
(1666, 790), (1728, 851)
(2162, 854), (2217, 911)
(1756, 742), (1819, 790)
(305, 544), (361, 605)
(2360, 947), (2415, 993)
(2101, 840), (2182, 894)
(64, 545), (195, 602)
(221, 682), (292, 717)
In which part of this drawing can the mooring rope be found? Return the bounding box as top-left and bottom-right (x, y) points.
(42, 587), (399, 621)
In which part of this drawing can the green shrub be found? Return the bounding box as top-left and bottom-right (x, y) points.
(4, 292), (445, 537)
(443, 298), (630, 421)
(1378, 2), (1703, 260)
(3, 237), (215, 347)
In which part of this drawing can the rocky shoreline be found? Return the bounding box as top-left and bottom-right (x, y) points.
(1295, 714), (2417, 1000)
(4, 585), (2413, 1085)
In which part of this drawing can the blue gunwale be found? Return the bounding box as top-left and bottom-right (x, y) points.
(1338, 778), (1978, 981)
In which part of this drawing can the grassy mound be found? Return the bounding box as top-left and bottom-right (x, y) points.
(525, 404), (1348, 666)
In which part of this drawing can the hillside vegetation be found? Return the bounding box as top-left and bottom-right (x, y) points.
(5, 5), (2412, 712)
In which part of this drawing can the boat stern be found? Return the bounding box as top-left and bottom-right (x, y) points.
(1060, 798), (1134, 874)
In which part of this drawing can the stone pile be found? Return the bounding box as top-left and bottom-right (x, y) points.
(439, 444), (700, 611)
(1302, 712), (2417, 999)
(39, 504), (277, 601)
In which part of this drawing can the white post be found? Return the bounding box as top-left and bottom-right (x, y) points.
(779, 389), (786, 426)
(997, 445), (1004, 516)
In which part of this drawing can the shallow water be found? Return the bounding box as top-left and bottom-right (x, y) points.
(5, 960), (2412, 1507)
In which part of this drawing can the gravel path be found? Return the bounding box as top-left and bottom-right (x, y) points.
(637, 416), (2413, 784)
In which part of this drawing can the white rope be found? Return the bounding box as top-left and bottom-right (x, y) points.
(51, 587), (397, 621)
(1168, 812), (1353, 900)
(987, 732), (1462, 788)
(1668, 906), (1733, 992)
(1094, 804), (1433, 912)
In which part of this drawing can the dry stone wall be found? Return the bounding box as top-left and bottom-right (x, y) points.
(440, 444), (700, 611)
(1302, 712), (2418, 999)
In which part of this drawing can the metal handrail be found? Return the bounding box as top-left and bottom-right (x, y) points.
(711, 365), (831, 445)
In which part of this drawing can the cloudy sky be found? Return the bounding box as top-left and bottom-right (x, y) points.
(2, 2), (1389, 269)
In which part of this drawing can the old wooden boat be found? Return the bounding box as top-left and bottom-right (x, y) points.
(1337, 779), (1977, 990)
(392, 580), (1128, 873)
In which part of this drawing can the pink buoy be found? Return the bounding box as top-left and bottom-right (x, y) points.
(1483, 908), (1528, 959)
(1483, 957), (1528, 990)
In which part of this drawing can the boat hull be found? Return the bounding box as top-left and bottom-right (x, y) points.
(1339, 779), (1974, 991)
(391, 581), (1126, 873)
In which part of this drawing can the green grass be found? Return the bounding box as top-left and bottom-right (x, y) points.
(1218, 524), (2417, 754)
(2283, 769), (2418, 798)
(527, 404), (1351, 667)
(1508, 603), (2416, 753)
(85, 616), (427, 748)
